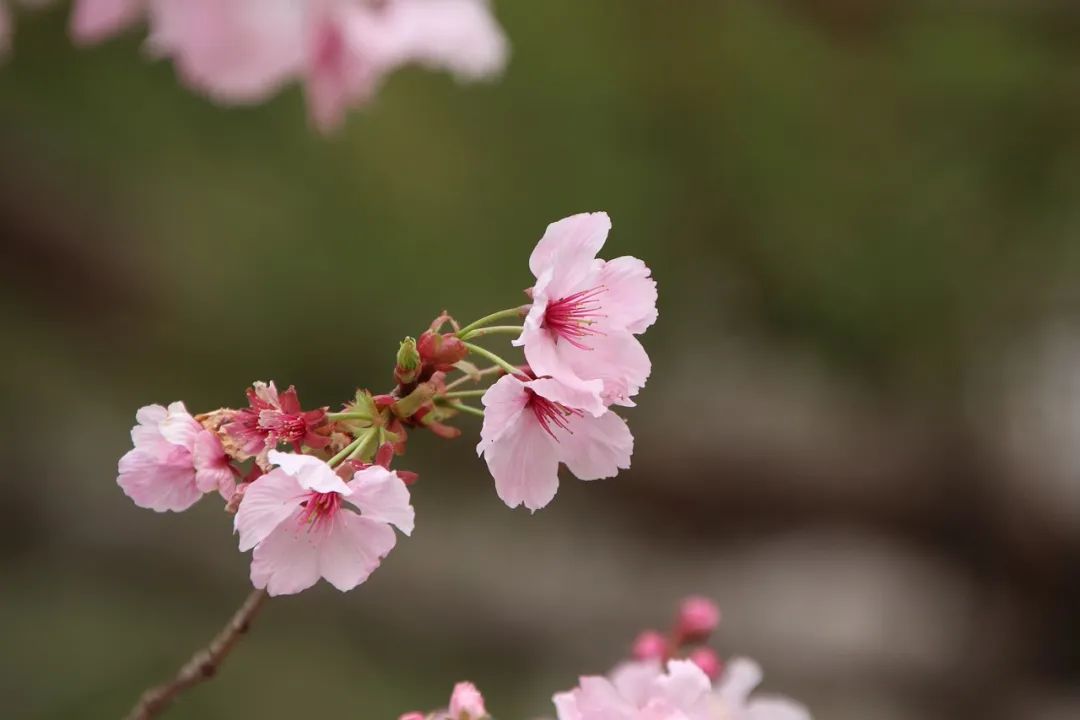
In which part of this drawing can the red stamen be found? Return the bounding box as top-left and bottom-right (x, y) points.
(528, 390), (582, 440)
(298, 491), (341, 530)
(543, 285), (607, 350)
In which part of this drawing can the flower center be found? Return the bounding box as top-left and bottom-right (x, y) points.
(542, 285), (607, 350)
(527, 390), (582, 440)
(299, 491), (341, 528)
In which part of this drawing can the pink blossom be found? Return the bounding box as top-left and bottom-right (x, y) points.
(81, 0), (508, 134)
(223, 381), (329, 461)
(710, 658), (811, 720)
(477, 374), (633, 511)
(69, 0), (144, 46)
(553, 659), (712, 720)
(676, 596), (721, 641)
(0, 3), (10, 58)
(234, 450), (414, 596)
(447, 681), (487, 719)
(514, 212), (657, 409)
(118, 402), (235, 512)
(631, 630), (668, 661)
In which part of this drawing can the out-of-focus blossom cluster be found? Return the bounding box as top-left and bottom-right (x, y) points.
(402, 597), (812, 720)
(1, 0), (508, 132)
(116, 212), (657, 595)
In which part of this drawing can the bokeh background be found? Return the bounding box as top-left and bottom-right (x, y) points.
(3, 1), (1080, 718)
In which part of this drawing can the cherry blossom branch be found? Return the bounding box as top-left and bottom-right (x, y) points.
(456, 307), (526, 339)
(461, 342), (521, 376)
(124, 589), (268, 720)
(458, 325), (523, 339)
(444, 365), (504, 391)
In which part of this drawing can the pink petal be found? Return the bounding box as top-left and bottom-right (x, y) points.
(373, 0), (508, 80)
(317, 511), (396, 592)
(147, 0), (305, 104)
(249, 512), (323, 596)
(528, 212), (610, 286)
(158, 406), (201, 449)
(715, 657), (763, 709)
(0, 6), (11, 59)
(266, 450), (351, 495)
(192, 430), (232, 494)
(528, 376), (605, 419)
(552, 691), (583, 720)
(609, 660), (663, 707)
(346, 465), (415, 535)
(70, 0), (145, 46)
(746, 699), (812, 720)
(448, 681), (488, 719)
(117, 446), (201, 512)
(234, 467), (305, 552)
(654, 660), (711, 713)
(557, 329), (652, 408)
(597, 256), (657, 335)
(477, 374), (530, 454)
(482, 411), (560, 511)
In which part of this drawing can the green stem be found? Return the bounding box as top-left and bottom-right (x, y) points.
(457, 307), (526, 339)
(461, 342), (522, 377)
(444, 365), (504, 391)
(327, 435), (364, 467)
(443, 389), (487, 399)
(444, 400), (484, 418)
(326, 411), (371, 421)
(460, 325), (523, 339)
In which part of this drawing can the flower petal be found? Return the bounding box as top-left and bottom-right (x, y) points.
(346, 466), (415, 535)
(528, 376), (605, 419)
(117, 447), (201, 512)
(716, 657), (764, 709)
(249, 513), (323, 596)
(267, 450), (352, 495)
(746, 698), (813, 720)
(556, 409), (633, 481)
(477, 374), (530, 455)
(70, 0), (145, 46)
(482, 411), (560, 511)
(655, 660), (711, 713)
(528, 212), (610, 287)
(234, 467), (305, 552)
(598, 256), (657, 335)
(317, 511), (396, 592)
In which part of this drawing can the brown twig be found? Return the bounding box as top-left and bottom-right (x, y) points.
(123, 588), (268, 720)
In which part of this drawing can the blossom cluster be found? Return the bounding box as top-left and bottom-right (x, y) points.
(402, 597), (812, 720)
(117, 212), (656, 596)
(1, 0), (508, 133)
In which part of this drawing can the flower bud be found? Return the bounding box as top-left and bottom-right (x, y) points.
(418, 330), (469, 370)
(631, 630), (667, 660)
(395, 337), (422, 384)
(448, 681), (487, 719)
(688, 647), (722, 681)
(676, 596), (720, 642)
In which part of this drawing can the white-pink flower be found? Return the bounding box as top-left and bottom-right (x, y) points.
(68, 0), (508, 134)
(234, 450), (414, 596)
(118, 401), (235, 512)
(514, 212), (658, 409)
(447, 681), (488, 719)
(554, 659), (712, 720)
(477, 374), (633, 511)
(710, 658), (811, 720)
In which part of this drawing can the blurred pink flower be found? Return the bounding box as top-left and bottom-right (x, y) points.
(477, 374), (633, 511)
(0, 3), (10, 58)
(710, 658), (811, 720)
(118, 401), (233, 512)
(69, 0), (144, 45)
(676, 596), (721, 641)
(68, 0), (507, 133)
(235, 450), (414, 596)
(554, 659), (712, 720)
(514, 212), (657, 409)
(447, 681), (488, 719)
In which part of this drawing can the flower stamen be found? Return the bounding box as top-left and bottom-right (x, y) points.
(543, 285), (607, 350)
